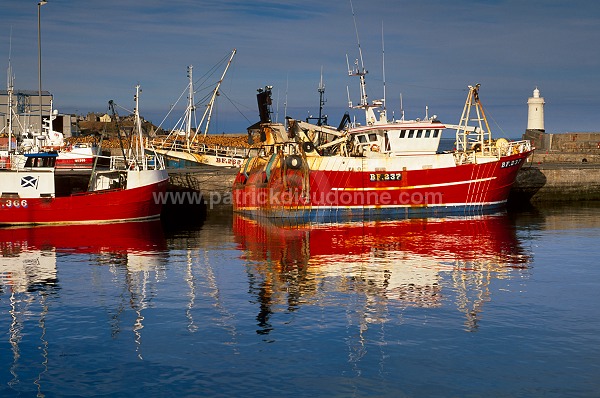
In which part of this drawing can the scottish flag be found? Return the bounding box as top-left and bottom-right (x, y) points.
(21, 176), (38, 188)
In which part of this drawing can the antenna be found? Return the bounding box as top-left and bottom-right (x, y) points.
(381, 21), (386, 112)
(346, 86), (352, 108)
(7, 26), (13, 88)
(350, 0), (365, 74)
(319, 66), (324, 92)
(346, 53), (352, 76)
(275, 88), (280, 123)
(400, 93), (405, 121)
(348, 0), (368, 110)
(317, 66), (326, 126)
(284, 73), (289, 122)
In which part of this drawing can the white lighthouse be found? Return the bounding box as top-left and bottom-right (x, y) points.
(527, 87), (545, 132)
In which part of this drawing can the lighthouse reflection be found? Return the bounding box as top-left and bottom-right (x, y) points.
(233, 213), (531, 334)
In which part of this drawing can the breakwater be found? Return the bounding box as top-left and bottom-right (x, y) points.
(510, 160), (600, 203)
(511, 131), (600, 202)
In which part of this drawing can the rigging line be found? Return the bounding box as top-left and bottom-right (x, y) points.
(155, 84), (189, 130)
(193, 83), (219, 103)
(114, 102), (133, 115)
(219, 91), (255, 112)
(222, 97), (252, 124)
(480, 103), (508, 138)
(194, 90), (214, 107)
(399, 83), (468, 92)
(193, 51), (233, 90)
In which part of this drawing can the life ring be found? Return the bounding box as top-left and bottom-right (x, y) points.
(285, 154), (302, 169)
(302, 141), (315, 153)
(370, 144), (380, 152)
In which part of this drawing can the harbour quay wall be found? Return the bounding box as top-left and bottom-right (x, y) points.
(165, 166), (238, 208)
(511, 131), (600, 203)
(523, 130), (600, 162)
(511, 162), (600, 203)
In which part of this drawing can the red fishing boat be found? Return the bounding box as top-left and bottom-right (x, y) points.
(55, 142), (101, 169)
(0, 85), (169, 225)
(20, 105), (100, 170)
(233, 75), (533, 221)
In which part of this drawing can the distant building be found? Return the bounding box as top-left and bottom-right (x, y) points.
(86, 112), (99, 122)
(99, 113), (111, 123)
(0, 89), (75, 138)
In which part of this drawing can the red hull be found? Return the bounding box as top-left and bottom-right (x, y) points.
(233, 150), (532, 218)
(0, 179), (168, 225)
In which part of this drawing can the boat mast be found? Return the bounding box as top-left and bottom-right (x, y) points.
(381, 21), (387, 122)
(6, 37), (14, 153)
(195, 48), (236, 139)
(133, 84), (144, 166)
(185, 65), (194, 148)
(306, 67), (328, 126)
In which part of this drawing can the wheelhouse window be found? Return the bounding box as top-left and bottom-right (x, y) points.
(358, 135), (367, 143)
(408, 130), (415, 138)
(416, 130), (423, 138)
(368, 133), (378, 142)
(425, 129), (431, 138)
(400, 130), (406, 138)
(433, 129), (441, 138)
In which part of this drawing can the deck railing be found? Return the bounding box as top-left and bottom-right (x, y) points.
(150, 139), (249, 159)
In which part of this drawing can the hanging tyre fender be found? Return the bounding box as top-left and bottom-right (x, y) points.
(285, 154), (303, 169)
(302, 141), (315, 153)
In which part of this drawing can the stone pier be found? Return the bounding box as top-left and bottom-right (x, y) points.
(510, 161), (600, 203)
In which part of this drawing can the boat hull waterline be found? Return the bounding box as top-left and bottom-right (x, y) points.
(233, 150), (532, 220)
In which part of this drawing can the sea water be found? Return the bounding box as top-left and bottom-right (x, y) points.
(1, 203), (599, 397)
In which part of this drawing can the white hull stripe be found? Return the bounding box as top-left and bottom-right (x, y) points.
(2, 214), (160, 227)
(330, 176), (496, 191)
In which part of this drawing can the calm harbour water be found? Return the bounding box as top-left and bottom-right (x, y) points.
(1, 203), (600, 397)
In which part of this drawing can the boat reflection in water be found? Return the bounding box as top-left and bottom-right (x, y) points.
(0, 221), (166, 393)
(233, 213), (531, 334)
(0, 220), (166, 275)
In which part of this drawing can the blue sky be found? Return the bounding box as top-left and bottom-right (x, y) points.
(2, 0), (600, 138)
